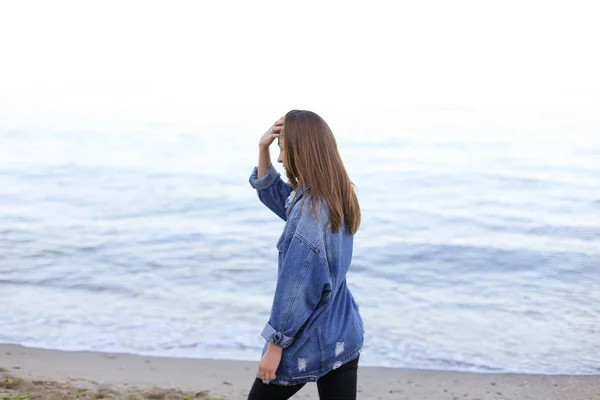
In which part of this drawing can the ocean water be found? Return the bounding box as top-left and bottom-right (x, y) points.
(1, 119), (599, 375)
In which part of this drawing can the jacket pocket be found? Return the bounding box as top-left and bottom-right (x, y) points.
(287, 330), (323, 377)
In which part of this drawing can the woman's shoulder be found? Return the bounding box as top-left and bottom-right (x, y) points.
(288, 194), (329, 245)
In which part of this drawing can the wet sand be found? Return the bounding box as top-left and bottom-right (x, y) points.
(1, 344), (599, 399)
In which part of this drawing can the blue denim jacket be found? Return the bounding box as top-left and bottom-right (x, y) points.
(249, 164), (364, 385)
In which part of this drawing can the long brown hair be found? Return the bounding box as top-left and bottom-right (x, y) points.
(282, 110), (361, 235)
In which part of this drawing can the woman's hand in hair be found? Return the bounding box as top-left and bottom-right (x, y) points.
(259, 117), (284, 149)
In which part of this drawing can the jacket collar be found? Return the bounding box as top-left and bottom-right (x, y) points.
(285, 185), (308, 210)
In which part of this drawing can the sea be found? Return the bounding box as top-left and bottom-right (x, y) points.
(1, 109), (599, 375)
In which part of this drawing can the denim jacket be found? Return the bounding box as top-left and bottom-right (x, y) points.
(249, 164), (364, 385)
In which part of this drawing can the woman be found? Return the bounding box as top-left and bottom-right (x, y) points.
(247, 110), (364, 400)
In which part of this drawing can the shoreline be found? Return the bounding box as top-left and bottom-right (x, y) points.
(1, 344), (599, 399)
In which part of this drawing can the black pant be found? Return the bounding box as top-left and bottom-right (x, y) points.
(248, 356), (359, 400)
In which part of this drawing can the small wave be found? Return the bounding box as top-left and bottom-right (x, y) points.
(23, 249), (70, 259)
(374, 242), (597, 275)
(21, 244), (108, 259)
(0, 278), (140, 298)
(133, 233), (207, 246)
(0, 228), (35, 239)
(422, 357), (504, 373)
(527, 224), (600, 242)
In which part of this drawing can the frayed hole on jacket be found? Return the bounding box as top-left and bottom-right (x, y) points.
(335, 342), (345, 357)
(298, 358), (307, 372)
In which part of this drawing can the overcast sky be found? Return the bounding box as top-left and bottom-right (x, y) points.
(0, 0), (598, 134)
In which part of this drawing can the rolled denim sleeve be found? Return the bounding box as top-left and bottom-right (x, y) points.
(249, 164), (294, 221)
(262, 236), (331, 348)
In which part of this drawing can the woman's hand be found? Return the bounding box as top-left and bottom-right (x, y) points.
(257, 342), (283, 381)
(259, 117), (285, 149)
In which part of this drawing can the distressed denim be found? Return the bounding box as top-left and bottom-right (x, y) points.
(249, 164), (365, 385)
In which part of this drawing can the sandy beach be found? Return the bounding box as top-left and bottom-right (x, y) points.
(1, 344), (598, 399)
